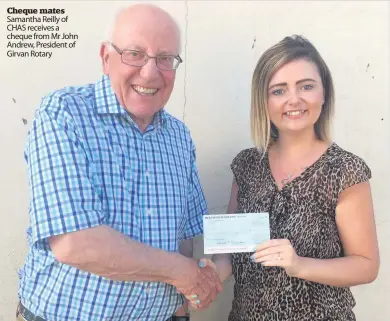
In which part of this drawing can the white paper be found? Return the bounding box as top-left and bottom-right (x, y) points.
(203, 213), (270, 254)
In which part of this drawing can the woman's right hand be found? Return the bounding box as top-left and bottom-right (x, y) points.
(199, 258), (220, 279)
(186, 258), (221, 311)
(199, 257), (217, 269)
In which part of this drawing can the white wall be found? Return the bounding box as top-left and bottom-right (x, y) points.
(0, 1), (389, 320)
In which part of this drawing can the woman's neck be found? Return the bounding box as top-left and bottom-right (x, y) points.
(271, 129), (324, 162)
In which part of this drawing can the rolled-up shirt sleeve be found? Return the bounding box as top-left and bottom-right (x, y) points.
(26, 95), (105, 246)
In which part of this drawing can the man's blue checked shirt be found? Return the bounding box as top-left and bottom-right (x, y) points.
(18, 75), (207, 321)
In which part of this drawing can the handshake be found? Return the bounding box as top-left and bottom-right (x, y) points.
(174, 257), (222, 310)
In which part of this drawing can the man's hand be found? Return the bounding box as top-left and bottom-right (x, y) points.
(174, 259), (223, 310)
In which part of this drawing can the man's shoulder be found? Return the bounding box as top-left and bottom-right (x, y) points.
(37, 82), (96, 121)
(163, 112), (191, 135)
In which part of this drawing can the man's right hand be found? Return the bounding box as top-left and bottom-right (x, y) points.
(174, 259), (223, 309)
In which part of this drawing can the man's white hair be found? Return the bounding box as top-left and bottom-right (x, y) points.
(103, 6), (126, 52)
(103, 4), (182, 53)
(104, 6), (125, 43)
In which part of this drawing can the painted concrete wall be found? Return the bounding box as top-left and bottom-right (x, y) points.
(0, 1), (389, 320)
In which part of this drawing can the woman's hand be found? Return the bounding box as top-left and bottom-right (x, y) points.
(199, 258), (218, 274)
(187, 258), (220, 311)
(251, 239), (303, 277)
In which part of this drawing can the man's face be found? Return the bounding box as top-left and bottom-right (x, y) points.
(101, 11), (180, 129)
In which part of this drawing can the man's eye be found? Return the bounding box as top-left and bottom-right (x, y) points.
(159, 56), (173, 62)
(124, 51), (143, 59)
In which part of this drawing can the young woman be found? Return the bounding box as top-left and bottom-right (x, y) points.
(199, 35), (379, 321)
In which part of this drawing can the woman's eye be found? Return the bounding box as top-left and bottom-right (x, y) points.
(272, 89), (284, 96)
(302, 84), (314, 90)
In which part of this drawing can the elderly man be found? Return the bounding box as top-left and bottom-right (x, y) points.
(16, 4), (221, 321)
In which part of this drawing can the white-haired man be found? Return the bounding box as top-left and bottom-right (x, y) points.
(17, 4), (222, 321)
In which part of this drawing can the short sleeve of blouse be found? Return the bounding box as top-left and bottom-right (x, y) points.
(230, 148), (260, 187)
(337, 153), (372, 194)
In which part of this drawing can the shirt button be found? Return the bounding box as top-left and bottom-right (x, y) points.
(147, 209), (152, 215)
(145, 287), (151, 293)
(145, 170), (150, 178)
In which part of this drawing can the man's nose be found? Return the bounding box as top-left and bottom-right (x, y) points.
(139, 57), (159, 79)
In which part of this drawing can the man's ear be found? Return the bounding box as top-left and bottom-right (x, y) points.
(100, 42), (110, 75)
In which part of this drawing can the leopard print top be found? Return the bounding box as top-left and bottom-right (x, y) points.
(228, 142), (371, 321)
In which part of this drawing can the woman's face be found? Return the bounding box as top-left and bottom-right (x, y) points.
(267, 59), (325, 136)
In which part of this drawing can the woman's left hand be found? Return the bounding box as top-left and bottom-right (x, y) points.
(250, 239), (303, 277)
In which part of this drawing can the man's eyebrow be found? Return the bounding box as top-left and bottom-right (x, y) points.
(157, 50), (178, 55)
(122, 44), (146, 51)
(268, 78), (317, 90)
(121, 44), (178, 55)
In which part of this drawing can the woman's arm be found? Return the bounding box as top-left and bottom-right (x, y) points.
(253, 181), (380, 287)
(293, 180), (379, 286)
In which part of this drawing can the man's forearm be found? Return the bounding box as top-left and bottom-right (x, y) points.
(50, 225), (196, 286)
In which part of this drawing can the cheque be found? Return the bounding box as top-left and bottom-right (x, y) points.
(203, 213), (270, 254)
